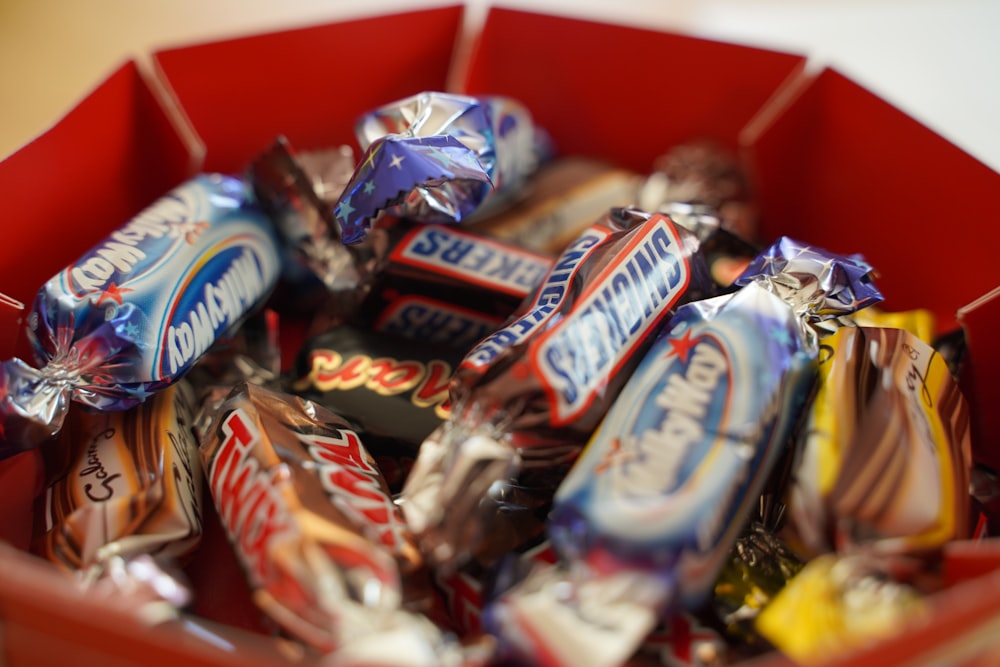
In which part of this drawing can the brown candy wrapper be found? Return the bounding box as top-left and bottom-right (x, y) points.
(468, 156), (641, 256)
(637, 140), (759, 243)
(33, 381), (203, 610)
(198, 382), (479, 665)
(785, 326), (972, 560)
(249, 136), (367, 295)
(288, 323), (462, 449)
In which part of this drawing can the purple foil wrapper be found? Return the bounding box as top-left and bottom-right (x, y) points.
(333, 91), (549, 244)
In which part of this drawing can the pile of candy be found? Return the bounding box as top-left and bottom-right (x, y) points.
(0, 91), (982, 667)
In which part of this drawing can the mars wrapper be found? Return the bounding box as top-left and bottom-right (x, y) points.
(484, 237), (883, 667)
(0, 174), (282, 458)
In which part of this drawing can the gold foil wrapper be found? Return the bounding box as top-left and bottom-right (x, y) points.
(36, 381), (203, 573)
(756, 554), (927, 664)
(787, 326), (972, 558)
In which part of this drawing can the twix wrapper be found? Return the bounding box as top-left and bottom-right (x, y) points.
(199, 382), (479, 664)
(33, 381), (202, 608)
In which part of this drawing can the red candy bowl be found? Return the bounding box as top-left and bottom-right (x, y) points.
(1, 5), (999, 666)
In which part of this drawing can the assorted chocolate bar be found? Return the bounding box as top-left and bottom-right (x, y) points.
(4, 87), (986, 667)
(33, 381), (203, 611)
(0, 174), (282, 457)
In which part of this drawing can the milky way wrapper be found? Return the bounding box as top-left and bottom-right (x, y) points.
(785, 326), (973, 560)
(483, 237), (883, 667)
(198, 382), (478, 665)
(33, 381), (202, 612)
(333, 91), (549, 244)
(0, 174), (282, 458)
(400, 208), (716, 571)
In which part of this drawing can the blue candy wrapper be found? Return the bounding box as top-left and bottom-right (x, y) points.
(333, 91), (549, 244)
(0, 174), (282, 458)
(485, 237), (883, 667)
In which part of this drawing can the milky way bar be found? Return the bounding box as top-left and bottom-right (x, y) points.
(1, 174), (282, 458)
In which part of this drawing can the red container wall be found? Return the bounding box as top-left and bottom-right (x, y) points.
(1, 6), (999, 667)
(460, 7), (806, 173)
(0, 61), (196, 313)
(744, 67), (1000, 334)
(151, 5), (465, 175)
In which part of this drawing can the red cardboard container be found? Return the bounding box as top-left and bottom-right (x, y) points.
(1, 5), (999, 666)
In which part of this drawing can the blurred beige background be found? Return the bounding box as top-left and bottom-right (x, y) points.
(2, 0), (999, 171)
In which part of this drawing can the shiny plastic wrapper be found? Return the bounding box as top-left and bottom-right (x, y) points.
(0, 174), (282, 458)
(288, 323), (462, 449)
(33, 381), (203, 617)
(756, 553), (927, 664)
(484, 236), (883, 667)
(248, 136), (366, 294)
(333, 91), (549, 244)
(785, 326), (973, 559)
(637, 140), (759, 244)
(198, 382), (479, 665)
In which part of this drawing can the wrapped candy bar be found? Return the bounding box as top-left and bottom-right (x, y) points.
(783, 326), (972, 560)
(198, 381), (481, 665)
(0, 174), (282, 458)
(637, 140), (759, 243)
(333, 91), (549, 244)
(468, 156), (642, 256)
(32, 381), (202, 616)
(288, 323), (462, 449)
(755, 553), (927, 664)
(400, 208), (716, 570)
(354, 219), (553, 347)
(483, 237), (882, 667)
(249, 136), (363, 294)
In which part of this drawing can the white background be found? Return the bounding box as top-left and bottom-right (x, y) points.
(1, 0), (998, 173)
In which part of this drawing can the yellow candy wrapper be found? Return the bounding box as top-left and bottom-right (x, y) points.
(785, 326), (971, 558)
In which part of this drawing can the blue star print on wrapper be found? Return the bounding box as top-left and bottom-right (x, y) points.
(333, 91), (550, 244)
